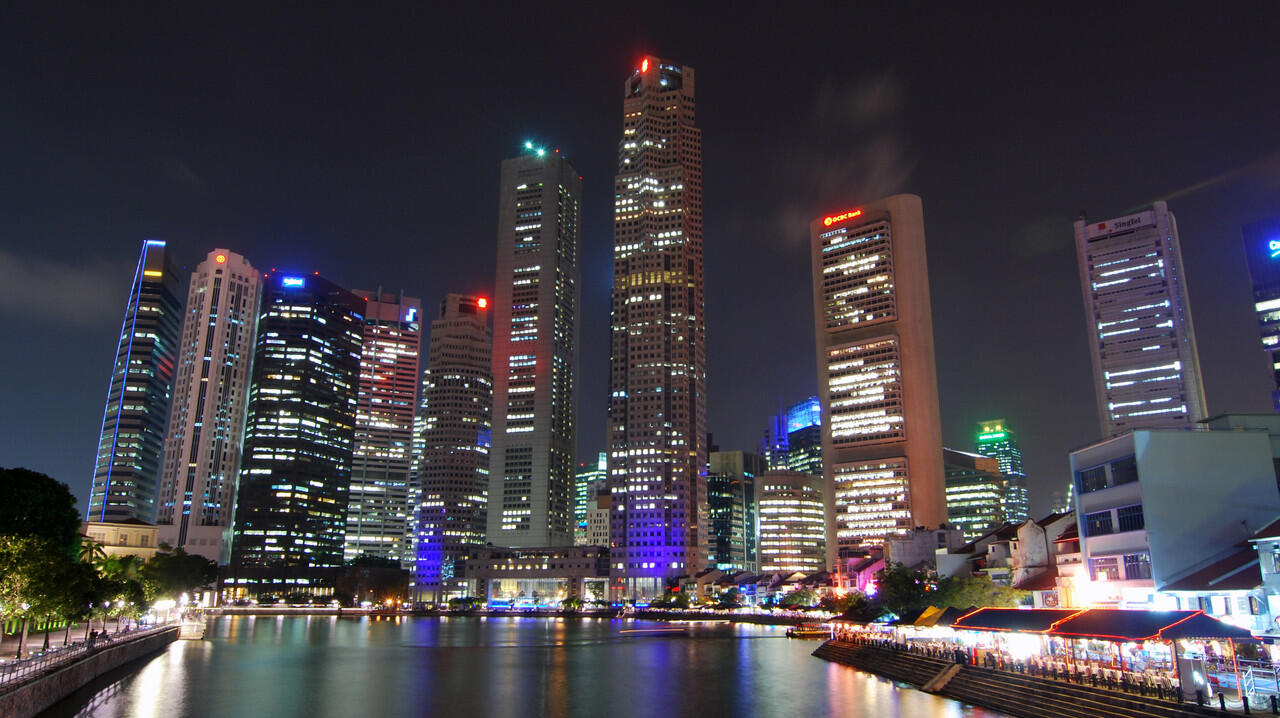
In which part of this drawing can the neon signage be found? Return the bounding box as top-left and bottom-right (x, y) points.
(641, 58), (649, 73)
(1269, 239), (1280, 259)
(823, 209), (863, 227)
(281, 276), (305, 288)
(477, 297), (489, 309)
(405, 307), (418, 322)
(215, 253), (227, 264)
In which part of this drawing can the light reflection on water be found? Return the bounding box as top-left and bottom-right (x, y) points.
(46, 617), (1007, 718)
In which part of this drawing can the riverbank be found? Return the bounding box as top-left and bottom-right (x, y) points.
(210, 605), (821, 625)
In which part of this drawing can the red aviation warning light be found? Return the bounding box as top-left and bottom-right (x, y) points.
(641, 58), (649, 73)
(823, 209), (863, 227)
(477, 297), (489, 309)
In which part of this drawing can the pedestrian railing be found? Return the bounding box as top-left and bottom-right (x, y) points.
(0, 622), (173, 691)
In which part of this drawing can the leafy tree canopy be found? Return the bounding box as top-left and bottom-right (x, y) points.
(0, 467), (82, 555)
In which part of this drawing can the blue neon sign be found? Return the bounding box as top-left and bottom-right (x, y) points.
(405, 307), (418, 322)
(281, 276), (305, 288)
(1269, 239), (1280, 259)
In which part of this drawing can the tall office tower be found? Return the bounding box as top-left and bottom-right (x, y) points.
(707, 450), (765, 572)
(344, 290), (422, 565)
(756, 471), (826, 573)
(759, 414), (789, 471)
(809, 195), (946, 568)
(487, 148), (582, 548)
(943, 448), (1007, 541)
(974, 418), (1029, 524)
(414, 294), (492, 602)
(759, 397), (822, 471)
(573, 453), (607, 545)
(1242, 218), (1280, 410)
(88, 240), (182, 524)
(156, 250), (262, 561)
(607, 56), (707, 598)
(228, 273), (365, 596)
(1074, 201), (1207, 437)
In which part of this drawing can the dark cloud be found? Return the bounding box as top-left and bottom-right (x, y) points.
(0, 249), (129, 326)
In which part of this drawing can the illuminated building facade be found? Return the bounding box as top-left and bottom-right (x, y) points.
(574, 453), (607, 546)
(707, 450), (765, 572)
(156, 249), (262, 562)
(809, 194), (946, 567)
(1074, 202), (1206, 437)
(760, 396), (823, 473)
(228, 273), (365, 596)
(344, 290), (422, 565)
(89, 239), (182, 524)
(413, 294), (492, 602)
(488, 149), (582, 548)
(607, 56), (708, 597)
(943, 448), (1006, 541)
(756, 471), (825, 573)
(1242, 217), (1280, 411)
(974, 418), (1029, 524)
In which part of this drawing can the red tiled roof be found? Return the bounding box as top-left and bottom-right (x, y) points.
(1014, 567), (1059, 591)
(1251, 517), (1280, 541)
(1159, 548), (1261, 592)
(1054, 524), (1079, 542)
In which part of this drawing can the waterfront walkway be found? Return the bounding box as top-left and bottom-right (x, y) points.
(815, 638), (1248, 717)
(0, 622), (174, 690)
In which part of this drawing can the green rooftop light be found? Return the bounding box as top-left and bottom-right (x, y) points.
(977, 431), (1007, 442)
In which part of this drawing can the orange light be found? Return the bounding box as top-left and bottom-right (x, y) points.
(215, 253), (227, 264)
(641, 58), (649, 73)
(823, 209), (863, 227)
(477, 297), (489, 309)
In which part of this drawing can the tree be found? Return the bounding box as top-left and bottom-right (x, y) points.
(935, 574), (1028, 609)
(0, 535), (76, 657)
(874, 563), (939, 618)
(839, 592), (885, 623)
(716, 587), (742, 610)
(560, 596), (583, 612)
(0, 467), (82, 556)
(780, 588), (817, 608)
(142, 545), (217, 602)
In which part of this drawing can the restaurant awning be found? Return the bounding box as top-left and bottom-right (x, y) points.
(952, 607), (1081, 633)
(953, 607), (1257, 642)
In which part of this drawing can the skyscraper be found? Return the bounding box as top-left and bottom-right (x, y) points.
(156, 249), (262, 562)
(88, 239), (182, 524)
(228, 272), (365, 597)
(974, 418), (1029, 524)
(1242, 217), (1280, 410)
(943, 448), (1006, 541)
(761, 396), (823, 474)
(607, 55), (707, 598)
(413, 294), (492, 602)
(487, 148), (582, 548)
(344, 290), (422, 565)
(756, 471), (826, 574)
(707, 450), (764, 572)
(574, 453), (607, 546)
(1074, 201), (1207, 437)
(810, 194), (946, 567)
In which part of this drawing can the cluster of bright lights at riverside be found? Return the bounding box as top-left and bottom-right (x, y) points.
(974, 418), (1029, 524)
(227, 273), (365, 597)
(343, 290), (422, 566)
(756, 471), (825, 573)
(156, 249), (262, 562)
(1074, 202), (1206, 437)
(412, 294), (492, 602)
(487, 147), (582, 548)
(943, 449), (1007, 540)
(607, 56), (707, 599)
(1242, 217), (1280, 410)
(88, 239), (182, 523)
(810, 195), (946, 562)
(708, 451), (765, 572)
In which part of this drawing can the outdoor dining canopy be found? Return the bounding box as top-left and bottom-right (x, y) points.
(952, 608), (1256, 642)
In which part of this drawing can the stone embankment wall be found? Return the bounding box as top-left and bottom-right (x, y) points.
(0, 626), (178, 718)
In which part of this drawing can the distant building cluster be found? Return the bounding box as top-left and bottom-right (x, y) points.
(80, 54), (1280, 623)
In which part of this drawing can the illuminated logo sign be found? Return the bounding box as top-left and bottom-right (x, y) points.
(281, 276), (305, 288)
(405, 307), (418, 322)
(215, 253), (227, 264)
(641, 58), (649, 73)
(1269, 239), (1280, 259)
(977, 431), (1007, 442)
(477, 297), (489, 309)
(822, 209), (863, 227)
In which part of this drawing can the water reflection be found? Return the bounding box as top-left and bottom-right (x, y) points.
(47, 617), (1006, 718)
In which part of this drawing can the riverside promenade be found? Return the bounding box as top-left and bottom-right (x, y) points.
(0, 624), (179, 718)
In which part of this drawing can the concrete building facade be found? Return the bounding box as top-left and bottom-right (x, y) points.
(756, 471), (825, 574)
(809, 194), (946, 567)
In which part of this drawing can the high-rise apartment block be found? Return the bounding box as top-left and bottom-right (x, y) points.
(707, 450), (764, 572)
(228, 273), (365, 596)
(1242, 217), (1280, 411)
(487, 149), (582, 548)
(975, 418), (1029, 524)
(89, 240), (182, 523)
(156, 249), (262, 562)
(943, 448), (1006, 541)
(607, 56), (707, 598)
(344, 290), (422, 565)
(1074, 202), (1207, 437)
(809, 195), (946, 567)
(756, 471), (826, 573)
(414, 294), (492, 602)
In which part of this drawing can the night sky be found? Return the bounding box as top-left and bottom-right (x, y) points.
(3, 4), (1279, 518)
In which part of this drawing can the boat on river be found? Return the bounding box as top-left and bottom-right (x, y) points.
(786, 623), (831, 639)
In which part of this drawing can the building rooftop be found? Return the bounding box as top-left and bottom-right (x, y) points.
(1159, 547), (1262, 592)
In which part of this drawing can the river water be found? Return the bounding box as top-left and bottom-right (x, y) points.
(46, 616), (1008, 717)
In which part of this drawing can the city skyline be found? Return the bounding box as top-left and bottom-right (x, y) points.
(4, 6), (1280, 522)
